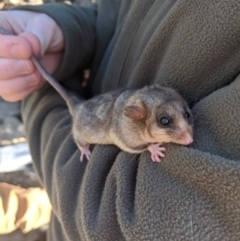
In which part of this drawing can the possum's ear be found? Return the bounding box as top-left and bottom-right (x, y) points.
(124, 103), (147, 120)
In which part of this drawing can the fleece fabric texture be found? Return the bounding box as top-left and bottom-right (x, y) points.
(20, 0), (240, 240)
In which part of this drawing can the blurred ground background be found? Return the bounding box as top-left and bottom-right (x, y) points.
(0, 96), (46, 241)
(0, 0), (89, 240)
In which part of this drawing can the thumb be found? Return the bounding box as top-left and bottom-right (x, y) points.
(24, 14), (64, 57)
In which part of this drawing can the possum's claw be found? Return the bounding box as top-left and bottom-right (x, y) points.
(79, 144), (91, 162)
(147, 143), (166, 163)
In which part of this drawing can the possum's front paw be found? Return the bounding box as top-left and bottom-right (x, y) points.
(147, 143), (166, 163)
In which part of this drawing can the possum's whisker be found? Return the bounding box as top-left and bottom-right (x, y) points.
(161, 79), (168, 88)
(192, 110), (200, 123)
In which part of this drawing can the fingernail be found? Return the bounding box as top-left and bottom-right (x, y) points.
(15, 60), (31, 74)
(11, 45), (23, 58)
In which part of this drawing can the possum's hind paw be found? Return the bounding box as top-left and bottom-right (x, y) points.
(79, 144), (91, 162)
(147, 143), (166, 163)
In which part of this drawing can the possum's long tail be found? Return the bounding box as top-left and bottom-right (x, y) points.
(31, 55), (70, 102)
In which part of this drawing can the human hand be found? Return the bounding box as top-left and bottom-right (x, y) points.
(0, 10), (64, 102)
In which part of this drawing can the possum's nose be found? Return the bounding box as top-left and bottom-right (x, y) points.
(178, 132), (193, 145)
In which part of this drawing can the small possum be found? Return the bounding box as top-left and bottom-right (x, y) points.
(69, 86), (194, 162)
(0, 27), (193, 163)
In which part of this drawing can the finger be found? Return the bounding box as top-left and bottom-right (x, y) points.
(19, 32), (41, 57)
(159, 147), (166, 151)
(0, 58), (34, 79)
(0, 69), (42, 97)
(80, 154), (84, 162)
(40, 51), (63, 75)
(87, 153), (91, 161)
(1, 85), (38, 102)
(155, 156), (162, 163)
(0, 35), (32, 59)
(157, 152), (165, 157)
(151, 155), (158, 162)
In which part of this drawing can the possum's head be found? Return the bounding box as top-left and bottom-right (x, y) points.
(124, 85), (193, 145)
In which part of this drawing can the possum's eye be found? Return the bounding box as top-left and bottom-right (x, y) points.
(160, 117), (171, 126)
